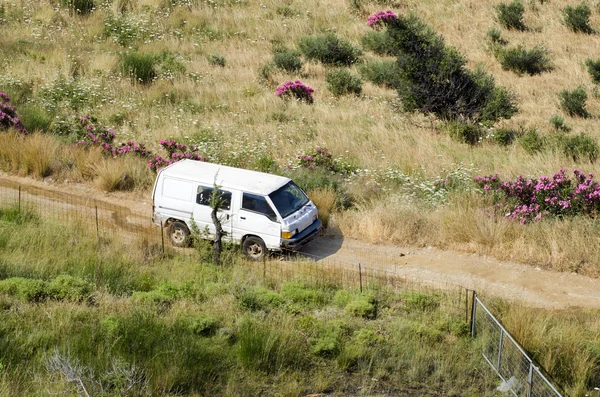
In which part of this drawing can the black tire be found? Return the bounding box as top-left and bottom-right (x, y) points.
(242, 236), (267, 260)
(167, 221), (191, 247)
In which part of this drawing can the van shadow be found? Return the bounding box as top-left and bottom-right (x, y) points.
(292, 233), (344, 261)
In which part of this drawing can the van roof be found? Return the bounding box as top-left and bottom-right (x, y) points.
(159, 159), (292, 195)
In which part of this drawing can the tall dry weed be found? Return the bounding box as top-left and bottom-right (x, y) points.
(72, 146), (104, 180)
(94, 156), (153, 192)
(307, 187), (336, 228)
(0, 132), (57, 178)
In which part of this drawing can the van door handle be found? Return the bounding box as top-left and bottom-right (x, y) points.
(240, 216), (246, 220)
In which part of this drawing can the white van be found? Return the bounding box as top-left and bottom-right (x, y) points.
(152, 159), (322, 259)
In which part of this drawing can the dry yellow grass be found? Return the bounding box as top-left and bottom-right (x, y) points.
(3, 0), (600, 273)
(0, 132), (57, 178)
(307, 187), (336, 228)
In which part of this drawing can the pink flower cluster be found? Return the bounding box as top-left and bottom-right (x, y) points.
(297, 146), (338, 172)
(148, 139), (205, 171)
(276, 80), (314, 104)
(148, 152), (204, 172)
(367, 10), (398, 30)
(475, 169), (600, 224)
(0, 92), (26, 133)
(76, 115), (149, 159)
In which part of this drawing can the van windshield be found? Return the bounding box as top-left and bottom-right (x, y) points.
(269, 181), (310, 219)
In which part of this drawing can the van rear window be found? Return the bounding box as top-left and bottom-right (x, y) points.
(197, 186), (232, 210)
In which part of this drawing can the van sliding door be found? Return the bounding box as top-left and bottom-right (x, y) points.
(192, 185), (233, 240)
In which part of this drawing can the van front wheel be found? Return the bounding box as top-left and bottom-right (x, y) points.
(168, 221), (191, 247)
(243, 236), (266, 261)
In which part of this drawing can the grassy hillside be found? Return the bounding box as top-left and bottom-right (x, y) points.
(0, 204), (599, 396)
(3, 0), (600, 273)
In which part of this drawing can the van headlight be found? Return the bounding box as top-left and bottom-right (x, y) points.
(281, 230), (297, 239)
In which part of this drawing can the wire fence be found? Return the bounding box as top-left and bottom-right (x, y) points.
(472, 294), (564, 397)
(0, 179), (565, 395)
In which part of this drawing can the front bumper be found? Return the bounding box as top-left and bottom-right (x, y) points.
(280, 219), (322, 250)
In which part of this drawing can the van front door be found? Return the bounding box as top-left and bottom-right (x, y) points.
(237, 193), (281, 249)
(193, 185), (233, 241)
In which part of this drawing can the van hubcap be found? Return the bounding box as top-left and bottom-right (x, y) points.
(172, 229), (185, 244)
(247, 244), (263, 258)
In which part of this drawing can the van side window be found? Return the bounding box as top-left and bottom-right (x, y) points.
(196, 186), (231, 210)
(242, 193), (277, 220)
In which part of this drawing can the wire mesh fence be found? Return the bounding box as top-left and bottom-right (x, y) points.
(0, 179), (564, 395)
(472, 295), (563, 397)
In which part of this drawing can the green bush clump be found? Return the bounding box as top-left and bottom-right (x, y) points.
(490, 128), (519, 146)
(297, 33), (362, 66)
(563, 4), (594, 34)
(0, 277), (48, 302)
(400, 292), (440, 312)
(486, 27), (506, 45)
(496, 1), (526, 31)
(207, 54), (226, 67)
(344, 293), (377, 319)
(18, 105), (54, 133)
(497, 46), (552, 75)
(562, 134), (599, 162)
(383, 14), (517, 125)
(326, 69), (362, 96)
(60, 0), (94, 15)
(445, 121), (484, 145)
(236, 285), (282, 311)
(518, 128), (544, 154)
(358, 60), (401, 88)
(0, 206), (37, 224)
(48, 275), (91, 302)
(585, 59), (600, 84)
(273, 49), (303, 72)
(559, 87), (589, 118)
(311, 324), (344, 357)
(280, 281), (328, 306)
(121, 52), (157, 84)
(550, 114), (570, 131)
(360, 30), (394, 56)
(188, 316), (220, 336)
(0, 276), (90, 302)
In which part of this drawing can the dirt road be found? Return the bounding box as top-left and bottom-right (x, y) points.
(2, 173), (600, 310)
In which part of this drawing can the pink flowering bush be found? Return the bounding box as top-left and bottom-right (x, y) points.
(475, 169), (600, 223)
(0, 92), (26, 133)
(76, 114), (150, 158)
(297, 146), (338, 172)
(148, 139), (204, 172)
(367, 10), (398, 30)
(275, 80), (314, 104)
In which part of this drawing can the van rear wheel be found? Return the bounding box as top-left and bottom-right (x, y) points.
(243, 236), (266, 261)
(168, 221), (191, 247)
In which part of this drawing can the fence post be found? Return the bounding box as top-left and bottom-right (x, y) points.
(18, 186), (21, 213)
(95, 205), (99, 240)
(497, 328), (504, 372)
(358, 263), (363, 293)
(465, 288), (469, 323)
(160, 221), (165, 255)
(470, 291), (477, 337)
(527, 364), (534, 397)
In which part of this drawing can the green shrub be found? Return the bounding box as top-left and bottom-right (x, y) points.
(385, 14), (517, 125)
(445, 121), (484, 145)
(563, 4), (594, 33)
(236, 285), (282, 311)
(273, 49), (303, 72)
(60, 0), (94, 15)
(498, 46), (552, 75)
(207, 54), (226, 67)
(550, 114), (570, 131)
(486, 27), (506, 45)
(344, 294), (376, 319)
(585, 58), (600, 84)
(189, 316), (220, 336)
(332, 290), (352, 307)
(280, 281), (328, 307)
(360, 30), (394, 56)
(121, 52), (157, 84)
(155, 51), (186, 78)
(326, 69), (362, 96)
(19, 105), (54, 133)
(496, 1), (526, 30)
(559, 87), (589, 118)
(297, 33), (362, 66)
(491, 128), (519, 146)
(0, 206), (37, 224)
(311, 327), (342, 357)
(518, 128), (544, 154)
(48, 275), (91, 302)
(562, 134), (598, 162)
(400, 292), (439, 312)
(358, 60), (400, 88)
(0, 277), (47, 302)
